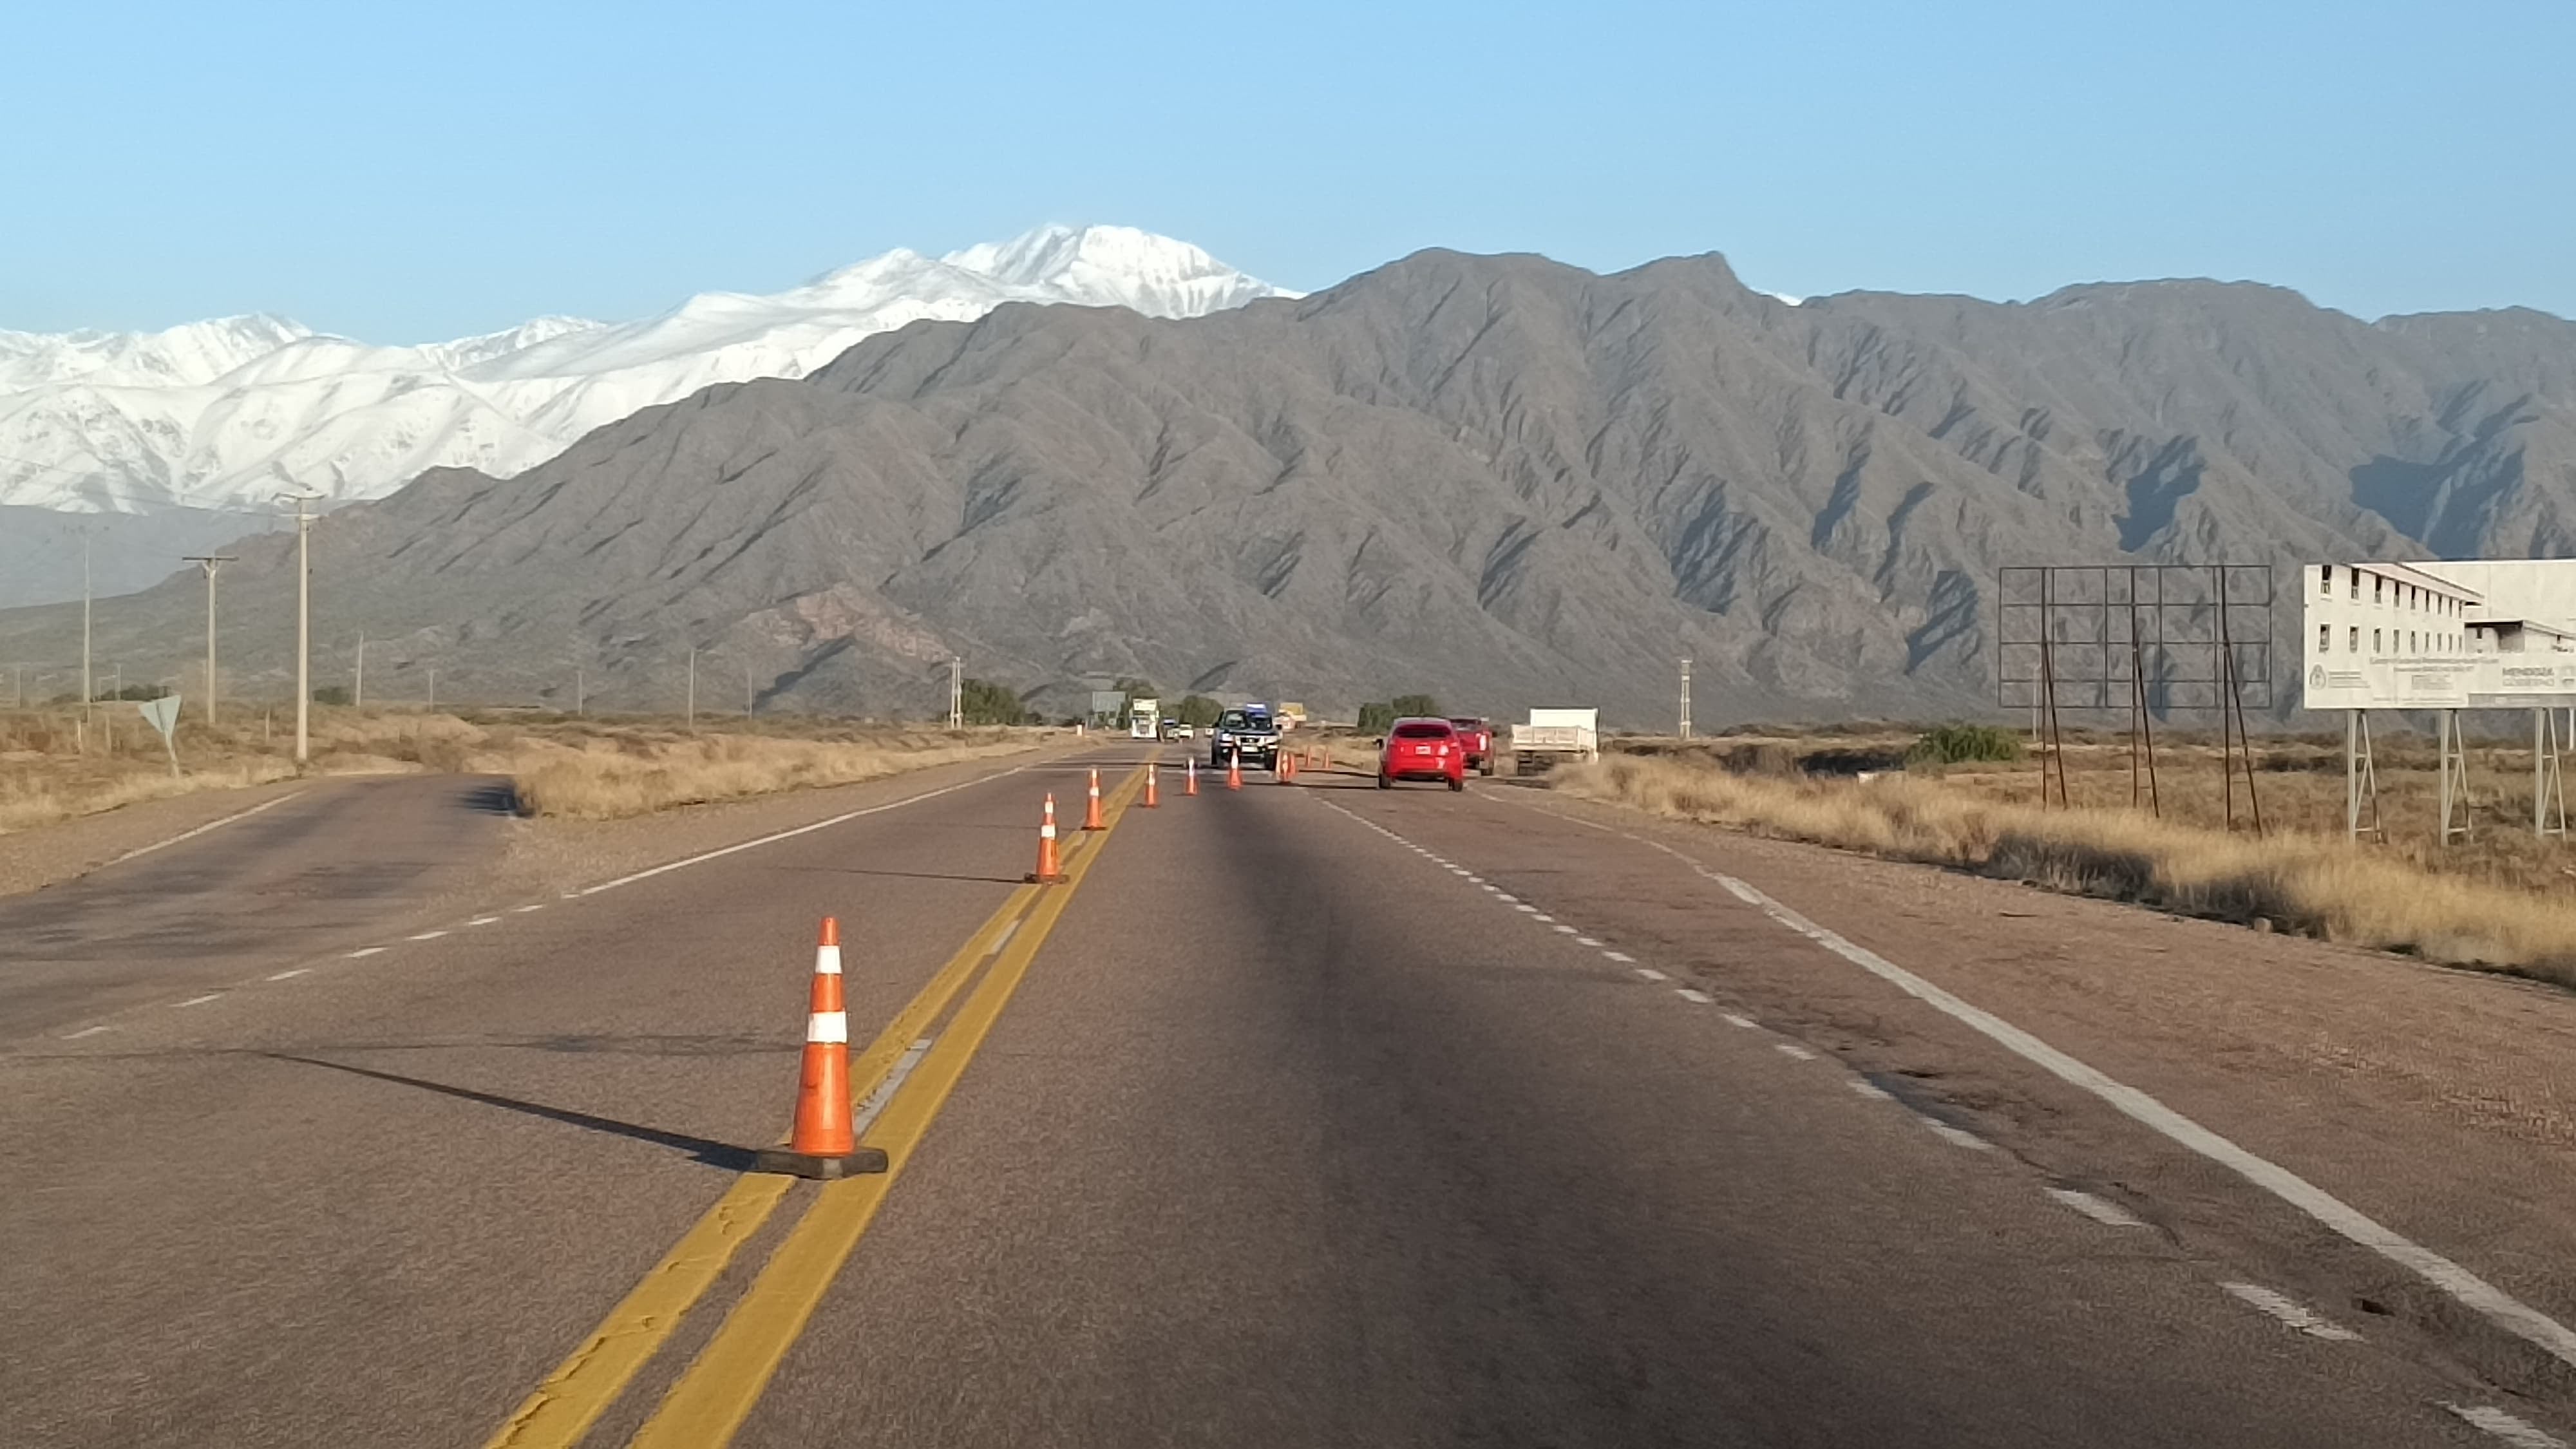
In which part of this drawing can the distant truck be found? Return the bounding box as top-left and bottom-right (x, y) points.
(1504, 708), (1600, 775)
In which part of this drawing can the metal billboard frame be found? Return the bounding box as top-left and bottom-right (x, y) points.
(1996, 564), (2274, 831)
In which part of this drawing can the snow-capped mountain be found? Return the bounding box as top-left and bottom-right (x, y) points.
(0, 225), (1294, 515)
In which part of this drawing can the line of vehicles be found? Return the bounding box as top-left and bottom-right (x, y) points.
(1124, 697), (1599, 795)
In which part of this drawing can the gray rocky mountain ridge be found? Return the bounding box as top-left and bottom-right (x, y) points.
(3, 247), (2570, 727)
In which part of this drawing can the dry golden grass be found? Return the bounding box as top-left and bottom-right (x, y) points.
(0, 705), (1045, 832)
(503, 726), (1034, 819)
(1555, 751), (2576, 985)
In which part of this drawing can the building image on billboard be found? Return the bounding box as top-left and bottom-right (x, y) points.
(2301, 561), (2576, 712)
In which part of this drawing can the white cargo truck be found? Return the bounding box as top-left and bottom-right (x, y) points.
(1505, 708), (1600, 775)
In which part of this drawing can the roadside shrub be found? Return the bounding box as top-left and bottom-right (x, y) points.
(1906, 723), (2023, 766)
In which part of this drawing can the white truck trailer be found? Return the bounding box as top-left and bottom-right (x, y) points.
(1505, 708), (1600, 775)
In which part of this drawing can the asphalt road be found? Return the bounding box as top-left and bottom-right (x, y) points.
(3, 746), (2570, 1446)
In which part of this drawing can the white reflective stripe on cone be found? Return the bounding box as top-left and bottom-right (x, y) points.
(814, 945), (842, 976)
(807, 1012), (849, 1044)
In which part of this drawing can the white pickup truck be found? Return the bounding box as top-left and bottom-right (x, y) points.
(1505, 708), (1600, 775)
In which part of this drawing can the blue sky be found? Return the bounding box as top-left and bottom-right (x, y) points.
(5, 0), (2570, 340)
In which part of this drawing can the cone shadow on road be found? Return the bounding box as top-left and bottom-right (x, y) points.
(265, 1054), (759, 1171)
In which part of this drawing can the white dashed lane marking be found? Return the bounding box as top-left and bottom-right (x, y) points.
(1474, 791), (2576, 1378)
(2221, 1283), (2360, 1341)
(2448, 1405), (2569, 1448)
(1922, 1119), (1993, 1151)
(2045, 1188), (2145, 1228)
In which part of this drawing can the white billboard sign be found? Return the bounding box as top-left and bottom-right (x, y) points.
(2300, 561), (2576, 710)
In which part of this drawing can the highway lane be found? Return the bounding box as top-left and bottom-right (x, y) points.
(0, 774), (516, 1039)
(4, 746), (2562, 1445)
(712, 764), (2496, 1447)
(0, 752), (1123, 1447)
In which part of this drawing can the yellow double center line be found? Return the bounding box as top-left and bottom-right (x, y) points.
(486, 764), (1149, 1448)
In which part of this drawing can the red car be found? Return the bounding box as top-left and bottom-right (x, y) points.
(1379, 717), (1467, 791)
(1446, 716), (1495, 775)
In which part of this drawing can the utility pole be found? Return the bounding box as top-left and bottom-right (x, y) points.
(949, 657), (963, 730)
(1678, 656), (1693, 741)
(281, 491), (322, 765)
(354, 630), (366, 709)
(182, 554), (236, 726)
(685, 647), (697, 730)
(80, 531), (92, 724)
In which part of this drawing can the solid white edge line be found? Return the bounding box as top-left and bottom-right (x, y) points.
(2447, 1405), (2570, 1448)
(2221, 1282), (2360, 1341)
(1578, 808), (2576, 1376)
(574, 763), (1033, 897)
(99, 789), (306, 869)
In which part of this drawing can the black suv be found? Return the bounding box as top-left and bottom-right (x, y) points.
(1209, 708), (1282, 769)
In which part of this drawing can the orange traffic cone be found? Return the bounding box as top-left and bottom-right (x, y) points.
(1227, 752), (1243, 790)
(1083, 768), (1106, 829)
(1185, 757), (1199, 796)
(754, 918), (887, 1179)
(1027, 794), (1067, 883)
(1143, 764), (1159, 808)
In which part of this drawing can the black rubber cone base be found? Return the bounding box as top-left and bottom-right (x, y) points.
(753, 1145), (889, 1179)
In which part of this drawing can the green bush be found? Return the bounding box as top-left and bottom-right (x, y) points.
(1906, 723), (2023, 766)
(958, 678), (1027, 726)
